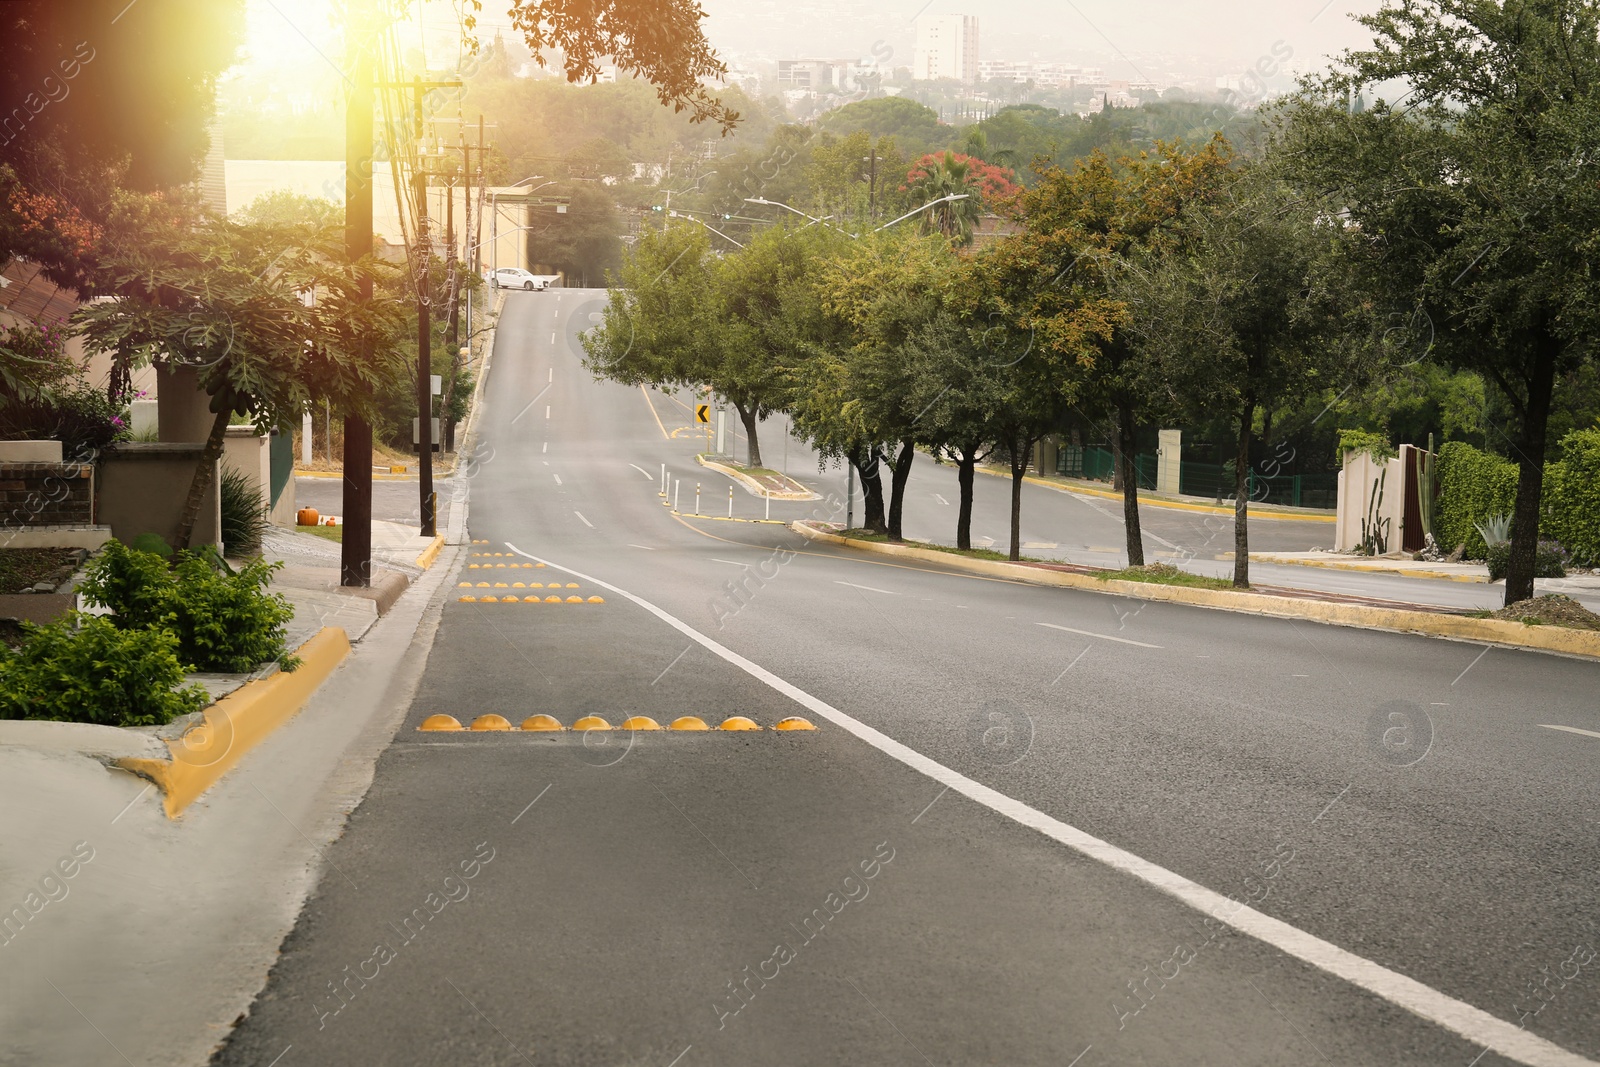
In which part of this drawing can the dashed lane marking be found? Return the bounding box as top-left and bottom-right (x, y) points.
(1038, 622), (1163, 649)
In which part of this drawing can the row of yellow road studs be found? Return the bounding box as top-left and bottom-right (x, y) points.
(459, 595), (603, 603)
(419, 714), (816, 732)
(460, 581), (580, 588)
(468, 562), (544, 569)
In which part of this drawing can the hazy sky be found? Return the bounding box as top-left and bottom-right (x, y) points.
(694, 0), (1385, 78)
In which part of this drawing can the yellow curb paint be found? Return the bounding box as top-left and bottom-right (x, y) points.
(791, 523), (1600, 660)
(116, 628), (351, 818)
(420, 714), (464, 731)
(522, 714), (564, 731)
(670, 716), (710, 731)
(775, 717), (817, 731)
(968, 464), (1337, 523)
(470, 714), (513, 731)
(415, 534), (445, 570)
(620, 716), (662, 730)
(719, 716), (762, 731)
(1247, 554), (1489, 584)
(587, 596), (605, 603)
(571, 715), (611, 731)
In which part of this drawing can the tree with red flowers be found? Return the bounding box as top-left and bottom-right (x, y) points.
(900, 151), (1020, 244)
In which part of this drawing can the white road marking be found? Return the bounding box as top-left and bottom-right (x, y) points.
(1038, 622), (1163, 649)
(629, 463), (653, 479)
(548, 367), (553, 383)
(542, 442), (548, 453)
(545, 405), (550, 420)
(509, 382), (551, 424)
(501, 540), (1600, 1067)
(573, 511), (594, 528)
(550, 332), (556, 344)
(628, 544), (655, 550)
(836, 580), (897, 595)
(710, 558), (748, 567)
(510, 783), (551, 825)
(553, 474), (562, 486)
(933, 493), (949, 505)
(1540, 724), (1600, 740)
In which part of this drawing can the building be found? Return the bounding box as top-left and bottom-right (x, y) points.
(777, 59), (854, 91)
(912, 14), (979, 84)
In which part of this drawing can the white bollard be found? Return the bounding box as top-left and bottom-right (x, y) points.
(695, 483), (701, 515)
(728, 485), (733, 518)
(660, 463), (667, 497)
(674, 479), (680, 512)
(765, 489), (771, 521)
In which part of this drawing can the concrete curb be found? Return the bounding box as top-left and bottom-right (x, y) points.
(115, 627), (352, 817)
(967, 463), (1338, 523)
(415, 534), (445, 570)
(1245, 553), (1489, 583)
(792, 522), (1600, 660)
(696, 455), (819, 500)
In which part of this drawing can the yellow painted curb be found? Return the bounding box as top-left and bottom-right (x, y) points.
(774, 717), (817, 731)
(792, 522), (1600, 660)
(521, 714), (564, 731)
(968, 464), (1337, 523)
(696, 455), (819, 500)
(670, 716), (710, 730)
(414, 534), (445, 570)
(719, 716), (762, 731)
(1245, 554), (1489, 584)
(117, 628), (351, 818)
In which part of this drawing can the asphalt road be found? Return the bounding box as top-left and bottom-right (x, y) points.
(214, 288), (1600, 1067)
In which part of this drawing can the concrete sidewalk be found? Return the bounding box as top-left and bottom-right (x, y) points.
(1248, 550), (1600, 598)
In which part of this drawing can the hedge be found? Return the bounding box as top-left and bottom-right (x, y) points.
(1434, 432), (1600, 564)
(1543, 429), (1600, 567)
(1435, 441), (1518, 558)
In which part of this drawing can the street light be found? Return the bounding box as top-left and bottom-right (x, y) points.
(668, 210), (745, 248)
(742, 194), (971, 238)
(743, 197), (850, 234)
(870, 193), (970, 233)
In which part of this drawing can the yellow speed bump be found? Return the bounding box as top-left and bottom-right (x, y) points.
(545, 595), (562, 603)
(587, 596), (605, 603)
(501, 596), (520, 602)
(535, 563), (546, 568)
(458, 582), (472, 587)
(459, 596), (477, 602)
(469, 563), (480, 569)
(775, 717), (817, 731)
(494, 582), (508, 587)
(521, 714), (564, 731)
(481, 596), (499, 602)
(420, 714), (464, 731)
(565, 583), (580, 588)
(571, 715), (611, 731)
(513, 582), (526, 588)
(669, 716), (710, 731)
(566, 595), (583, 603)
(719, 716), (762, 731)
(470, 714), (513, 731)
(620, 716), (662, 731)
(476, 582), (490, 587)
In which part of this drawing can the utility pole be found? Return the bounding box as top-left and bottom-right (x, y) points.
(341, 0), (374, 588)
(869, 145), (877, 219)
(412, 75), (436, 538)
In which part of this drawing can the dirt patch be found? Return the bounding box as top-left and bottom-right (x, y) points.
(0, 548), (80, 594)
(1489, 594), (1600, 631)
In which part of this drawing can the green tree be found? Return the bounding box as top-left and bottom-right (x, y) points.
(1272, 0), (1600, 604)
(76, 209), (405, 548)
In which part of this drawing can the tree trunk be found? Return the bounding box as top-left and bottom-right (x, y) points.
(734, 401), (762, 468)
(956, 444), (977, 550)
(850, 445), (887, 534)
(886, 437), (915, 542)
(1232, 400), (1254, 588)
(177, 406), (233, 551)
(1505, 336), (1558, 605)
(1009, 436), (1027, 562)
(1117, 401), (1145, 567)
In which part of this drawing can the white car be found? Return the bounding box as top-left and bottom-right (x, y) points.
(490, 267), (546, 291)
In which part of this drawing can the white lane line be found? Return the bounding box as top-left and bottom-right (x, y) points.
(542, 442), (548, 453)
(548, 367), (553, 383)
(509, 382), (551, 424)
(836, 580), (897, 595)
(503, 541), (1597, 1067)
(1540, 724), (1600, 740)
(545, 405), (551, 420)
(553, 474), (563, 486)
(550, 332), (555, 344)
(629, 463), (653, 479)
(573, 511), (594, 528)
(628, 544), (655, 550)
(710, 558), (748, 567)
(1038, 622), (1163, 649)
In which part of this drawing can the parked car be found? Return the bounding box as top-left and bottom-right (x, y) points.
(490, 267), (546, 291)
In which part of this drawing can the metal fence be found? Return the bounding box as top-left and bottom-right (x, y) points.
(1057, 446), (1336, 509)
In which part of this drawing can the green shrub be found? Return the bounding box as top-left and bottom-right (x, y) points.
(219, 465), (269, 557)
(79, 540), (297, 673)
(1435, 441), (1519, 557)
(0, 615), (209, 726)
(1543, 429), (1600, 566)
(1486, 540), (1569, 582)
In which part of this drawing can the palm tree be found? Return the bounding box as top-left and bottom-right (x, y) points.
(904, 152), (983, 244)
